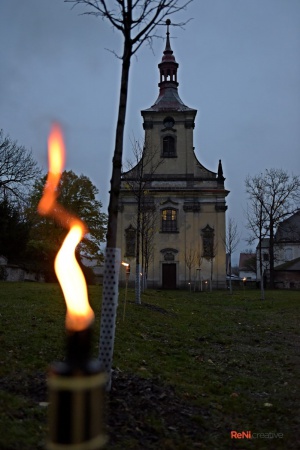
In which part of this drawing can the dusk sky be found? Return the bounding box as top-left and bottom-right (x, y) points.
(1, 0), (299, 263)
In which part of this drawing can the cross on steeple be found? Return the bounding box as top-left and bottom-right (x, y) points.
(165, 18), (172, 52)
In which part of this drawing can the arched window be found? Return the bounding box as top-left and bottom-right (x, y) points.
(162, 136), (176, 157)
(125, 225), (136, 257)
(201, 224), (215, 259)
(161, 208), (177, 232)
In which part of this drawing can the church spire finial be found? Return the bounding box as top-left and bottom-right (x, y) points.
(165, 19), (172, 52)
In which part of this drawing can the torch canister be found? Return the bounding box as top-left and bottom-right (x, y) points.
(47, 328), (107, 450)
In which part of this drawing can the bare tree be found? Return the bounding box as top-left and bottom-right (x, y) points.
(66, 0), (193, 390)
(201, 225), (218, 291)
(185, 245), (196, 290)
(245, 190), (268, 300)
(245, 168), (300, 289)
(222, 217), (240, 294)
(124, 139), (163, 303)
(194, 246), (203, 291)
(141, 202), (159, 290)
(207, 241), (218, 292)
(0, 130), (40, 204)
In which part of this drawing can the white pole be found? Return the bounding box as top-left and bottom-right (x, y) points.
(99, 247), (121, 391)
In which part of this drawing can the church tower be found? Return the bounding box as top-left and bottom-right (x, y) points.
(117, 21), (229, 289)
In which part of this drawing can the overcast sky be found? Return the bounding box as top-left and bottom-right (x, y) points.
(1, 0), (299, 263)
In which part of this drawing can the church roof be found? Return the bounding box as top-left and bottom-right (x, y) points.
(144, 20), (195, 113)
(275, 210), (300, 242)
(239, 253), (256, 271)
(147, 86), (194, 112)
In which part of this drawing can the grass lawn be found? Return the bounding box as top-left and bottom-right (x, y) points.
(0, 282), (299, 449)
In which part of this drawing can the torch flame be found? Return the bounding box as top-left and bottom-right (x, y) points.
(38, 124), (94, 331)
(38, 123), (65, 216)
(55, 224), (94, 331)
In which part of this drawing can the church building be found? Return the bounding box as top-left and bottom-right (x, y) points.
(117, 22), (229, 289)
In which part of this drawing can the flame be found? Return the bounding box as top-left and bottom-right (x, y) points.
(38, 124), (65, 216)
(121, 262), (129, 267)
(38, 124), (94, 331)
(55, 224), (94, 331)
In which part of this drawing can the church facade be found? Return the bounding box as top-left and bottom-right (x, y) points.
(117, 23), (229, 289)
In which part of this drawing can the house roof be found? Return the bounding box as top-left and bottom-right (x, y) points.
(275, 257), (300, 271)
(239, 253), (256, 271)
(256, 238), (270, 249)
(275, 211), (300, 243)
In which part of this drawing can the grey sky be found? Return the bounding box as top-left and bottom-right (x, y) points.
(1, 0), (299, 263)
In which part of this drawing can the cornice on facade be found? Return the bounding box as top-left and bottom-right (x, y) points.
(183, 201), (201, 212)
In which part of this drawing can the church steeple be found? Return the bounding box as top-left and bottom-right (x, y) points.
(145, 19), (195, 112)
(158, 19), (179, 92)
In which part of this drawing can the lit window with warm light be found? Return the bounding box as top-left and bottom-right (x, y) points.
(161, 208), (177, 232)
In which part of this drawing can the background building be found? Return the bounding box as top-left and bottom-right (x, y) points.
(238, 253), (257, 281)
(256, 211), (300, 288)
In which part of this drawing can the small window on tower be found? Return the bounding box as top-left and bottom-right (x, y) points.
(162, 136), (176, 157)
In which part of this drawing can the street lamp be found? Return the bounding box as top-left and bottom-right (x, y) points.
(121, 262), (130, 321)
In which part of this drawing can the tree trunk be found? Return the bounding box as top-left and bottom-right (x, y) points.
(99, 40), (132, 390)
(135, 262), (141, 303)
(106, 48), (131, 248)
(141, 208), (145, 292)
(135, 197), (141, 304)
(269, 217), (275, 289)
(259, 250), (265, 300)
(229, 253), (232, 294)
(258, 205), (265, 299)
(210, 259), (213, 292)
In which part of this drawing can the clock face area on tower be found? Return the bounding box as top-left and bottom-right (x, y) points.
(163, 116), (175, 129)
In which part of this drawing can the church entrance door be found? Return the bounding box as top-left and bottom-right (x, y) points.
(162, 263), (176, 289)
